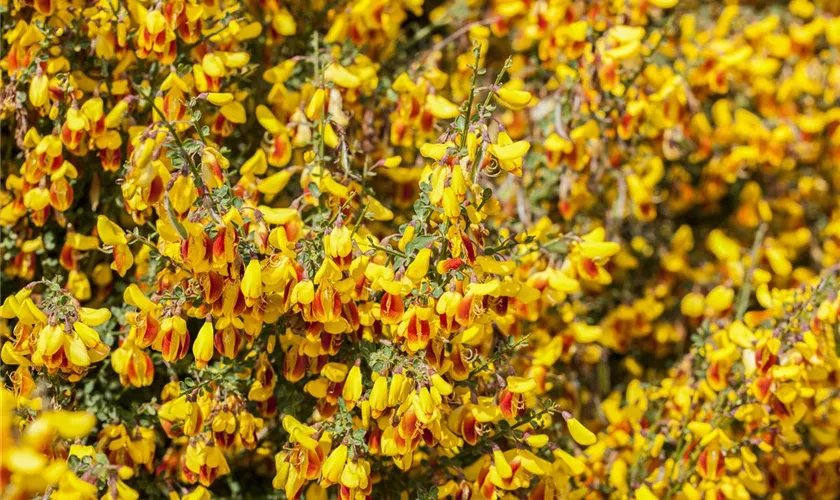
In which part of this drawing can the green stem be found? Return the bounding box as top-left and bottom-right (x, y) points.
(459, 44), (482, 153)
(351, 202), (369, 236)
(134, 83), (202, 183)
(510, 404), (554, 432)
(367, 242), (407, 259)
(468, 57), (512, 183)
(312, 32), (326, 174)
(735, 222), (767, 320)
(469, 335), (530, 377)
(129, 232), (190, 273)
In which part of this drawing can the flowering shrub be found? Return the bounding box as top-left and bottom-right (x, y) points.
(2, 0), (840, 498)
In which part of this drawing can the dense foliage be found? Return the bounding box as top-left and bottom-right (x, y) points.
(2, 0), (840, 499)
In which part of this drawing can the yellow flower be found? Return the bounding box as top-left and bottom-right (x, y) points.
(206, 92), (234, 105)
(564, 413), (597, 446)
(342, 363), (363, 409)
(241, 260), (264, 306)
(193, 321), (214, 369)
(322, 444), (348, 486)
(495, 87), (532, 110)
(426, 94), (460, 119)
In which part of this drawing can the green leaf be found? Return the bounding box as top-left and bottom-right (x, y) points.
(43, 231), (56, 251)
(309, 182), (322, 198)
(405, 235), (435, 256)
(453, 115), (465, 130)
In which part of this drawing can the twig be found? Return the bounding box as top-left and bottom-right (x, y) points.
(418, 18), (500, 64)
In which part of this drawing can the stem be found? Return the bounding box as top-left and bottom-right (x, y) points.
(351, 202), (369, 236)
(327, 192), (357, 227)
(469, 335), (530, 377)
(133, 83), (203, 183)
(130, 232), (191, 273)
(663, 389), (699, 500)
(510, 404), (554, 432)
(468, 57), (512, 182)
(367, 241), (407, 259)
(459, 44), (482, 153)
(312, 32), (326, 175)
(420, 17), (500, 64)
(735, 222), (767, 320)
(478, 57), (511, 115)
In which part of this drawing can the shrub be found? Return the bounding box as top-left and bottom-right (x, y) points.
(2, 0), (840, 499)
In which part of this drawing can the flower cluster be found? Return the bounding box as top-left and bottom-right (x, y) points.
(2, 0), (840, 498)
(0, 387), (136, 500)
